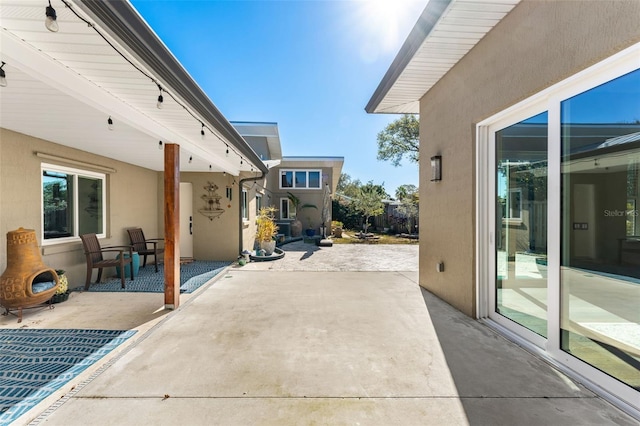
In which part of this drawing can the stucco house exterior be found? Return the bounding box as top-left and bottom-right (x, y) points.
(367, 0), (639, 417)
(0, 1), (343, 308)
(232, 121), (344, 240)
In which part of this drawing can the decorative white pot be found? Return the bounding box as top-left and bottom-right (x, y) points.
(259, 240), (276, 256)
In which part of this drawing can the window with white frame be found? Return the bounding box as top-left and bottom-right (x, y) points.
(280, 197), (296, 220)
(256, 194), (262, 215)
(241, 188), (248, 221)
(280, 169), (321, 189)
(42, 164), (106, 242)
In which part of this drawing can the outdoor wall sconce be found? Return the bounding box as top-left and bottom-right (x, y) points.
(431, 155), (442, 182)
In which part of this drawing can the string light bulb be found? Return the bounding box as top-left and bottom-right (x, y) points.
(156, 84), (163, 109)
(0, 62), (7, 87)
(158, 140), (163, 150)
(200, 123), (205, 139)
(45, 0), (59, 32)
(107, 116), (114, 131)
(225, 145), (229, 157)
(189, 156), (193, 164)
(240, 158), (243, 165)
(209, 165), (212, 171)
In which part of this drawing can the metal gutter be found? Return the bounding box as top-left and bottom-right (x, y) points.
(76, 0), (268, 174)
(364, 0), (451, 114)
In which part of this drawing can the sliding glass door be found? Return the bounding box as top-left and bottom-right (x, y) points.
(495, 112), (548, 337)
(482, 48), (640, 408)
(560, 69), (640, 390)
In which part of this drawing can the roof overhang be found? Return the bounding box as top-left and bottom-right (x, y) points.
(231, 122), (283, 162)
(366, 0), (521, 114)
(0, 0), (267, 175)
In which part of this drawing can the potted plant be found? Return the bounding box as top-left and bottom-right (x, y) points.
(255, 206), (279, 255)
(286, 192), (317, 237)
(51, 269), (69, 303)
(331, 220), (344, 238)
(305, 217), (316, 237)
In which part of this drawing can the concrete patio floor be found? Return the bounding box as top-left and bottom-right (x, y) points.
(3, 243), (637, 425)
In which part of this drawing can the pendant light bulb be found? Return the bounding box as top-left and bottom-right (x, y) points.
(200, 123), (205, 140)
(225, 146), (229, 157)
(209, 165), (212, 171)
(107, 116), (114, 131)
(189, 156), (193, 164)
(45, 1), (59, 32)
(240, 158), (243, 165)
(158, 141), (163, 150)
(0, 62), (6, 87)
(156, 84), (163, 109)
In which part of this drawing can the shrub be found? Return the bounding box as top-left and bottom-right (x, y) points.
(255, 207), (279, 242)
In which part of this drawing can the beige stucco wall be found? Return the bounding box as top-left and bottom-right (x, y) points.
(0, 128), (160, 288)
(418, 0), (640, 317)
(267, 165), (336, 234)
(175, 173), (240, 261)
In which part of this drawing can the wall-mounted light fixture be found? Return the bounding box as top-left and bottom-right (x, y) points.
(431, 155), (442, 182)
(45, 0), (59, 32)
(0, 62), (7, 87)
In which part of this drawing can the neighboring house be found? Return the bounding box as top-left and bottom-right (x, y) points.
(367, 0), (639, 416)
(0, 0), (268, 307)
(373, 199), (418, 234)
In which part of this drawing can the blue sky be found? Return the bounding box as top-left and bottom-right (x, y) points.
(129, 0), (427, 196)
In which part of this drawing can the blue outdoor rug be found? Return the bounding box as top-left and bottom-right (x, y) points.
(0, 329), (136, 425)
(82, 260), (231, 293)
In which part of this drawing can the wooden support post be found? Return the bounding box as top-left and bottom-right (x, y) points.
(164, 143), (180, 309)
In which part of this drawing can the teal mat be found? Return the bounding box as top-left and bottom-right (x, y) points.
(0, 329), (136, 425)
(83, 261), (231, 293)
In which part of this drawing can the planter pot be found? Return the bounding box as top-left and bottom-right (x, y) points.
(290, 220), (302, 237)
(259, 240), (276, 256)
(305, 229), (316, 237)
(51, 291), (69, 304)
(333, 227), (343, 238)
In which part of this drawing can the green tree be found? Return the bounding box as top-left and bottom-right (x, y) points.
(377, 114), (419, 166)
(395, 184), (417, 201)
(336, 172), (362, 199)
(353, 181), (385, 233)
(394, 184), (419, 234)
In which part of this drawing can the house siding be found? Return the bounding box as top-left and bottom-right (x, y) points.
(418, 0), (640, 317)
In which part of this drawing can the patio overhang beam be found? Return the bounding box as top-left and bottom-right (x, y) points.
(76, 0), (267, 174)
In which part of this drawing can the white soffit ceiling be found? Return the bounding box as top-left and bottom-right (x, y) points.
(368, 0), (521, 114)
(0, 0), (252, 174)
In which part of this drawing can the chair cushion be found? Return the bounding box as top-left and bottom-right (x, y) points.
(32, 280), (56, 294)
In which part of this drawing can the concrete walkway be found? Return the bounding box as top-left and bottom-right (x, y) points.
(25, 243), (635, 425)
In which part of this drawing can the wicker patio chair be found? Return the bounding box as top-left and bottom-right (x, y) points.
(80, 233), (134, 290)
(127, 228), (164, 272)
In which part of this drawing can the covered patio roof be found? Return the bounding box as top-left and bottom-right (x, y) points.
(365, 0), (520, 114)
(0, 0), (266, 175)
